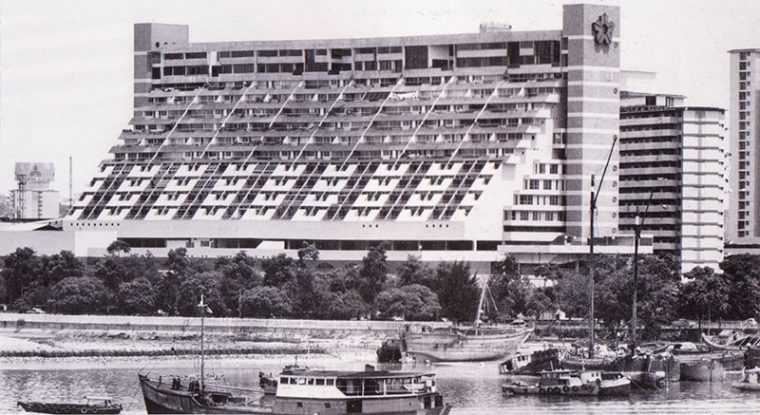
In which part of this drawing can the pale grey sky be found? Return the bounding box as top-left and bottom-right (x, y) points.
(1, 0), (758, 197)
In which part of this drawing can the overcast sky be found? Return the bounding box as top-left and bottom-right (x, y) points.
(1, 0), (758, 197)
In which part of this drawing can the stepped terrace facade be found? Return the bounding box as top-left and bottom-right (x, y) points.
(56, 4), (642, 269)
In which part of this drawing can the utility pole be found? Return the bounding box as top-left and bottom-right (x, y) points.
(589, 175), (596, 358)
(69, 156), (73, 210)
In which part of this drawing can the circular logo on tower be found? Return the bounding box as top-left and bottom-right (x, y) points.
(592, 13), (615, 45)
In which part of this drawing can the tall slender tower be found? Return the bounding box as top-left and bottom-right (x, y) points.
(727, 49), (760, 248)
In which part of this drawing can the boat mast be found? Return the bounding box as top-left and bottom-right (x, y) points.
(474, 273), (486, 331)
(587, 135), (617, 359)
(198, 294), (206, 395)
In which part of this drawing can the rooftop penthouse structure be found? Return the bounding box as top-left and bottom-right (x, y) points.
(53, 4), (641, 267)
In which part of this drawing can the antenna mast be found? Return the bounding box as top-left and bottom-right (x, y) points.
(69, 156), (73, 211)
(198, 295), (206, 396)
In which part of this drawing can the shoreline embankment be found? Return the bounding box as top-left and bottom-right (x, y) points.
(0, 313), (451, 359)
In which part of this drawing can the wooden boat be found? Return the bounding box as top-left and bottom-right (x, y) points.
(560, 351), (674, 389)
(139, 296), (452, 414)
(140, 366), (451, 414)
(733, 368), (760, 392)
(403, 325), (532, 362)
(702, 332), (760, 351)
(403, 277), (532, 362)
(500, 349), (561, 375)
(17, 396), (122, 414)
(502, 370), (630, 397)
(678, 351), (745, 382)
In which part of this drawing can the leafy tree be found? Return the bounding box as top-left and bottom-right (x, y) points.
(215, 251), (261, 314)
(261, 254), (297, 287)
(376, 284), (441, 321)
(117, 277), (156, 315)
(297, 241), (319, 266)
(42, 251), (85, 286)
(240, 286), (292, 318)
(155, 248), (197, 315)
(95, 252), (160, 290)
(322, 289), (367, 320)
(590, 254), (680, 340)
(435, 261), (479, 323)
(720, 255), (760, 319)
(397, 255), (435, 288)
(106, 240), (131, 256)
(680, 266), (730, 324)
(288, 266), (320, 319)
(174, 271), (228, 317)
(494, 277), (535, 318)
(1, 247), (44, 304)
(359, 242), (389, 305)
(324, 266), (363, 293)
(553, 268), (590, 318)
(49, 277), (110, 314)
(526, 288), (553, 320)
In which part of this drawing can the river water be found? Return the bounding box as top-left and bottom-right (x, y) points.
(0, 354), (758, 414)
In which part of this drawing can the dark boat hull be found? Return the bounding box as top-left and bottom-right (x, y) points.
(17, 401), (122, 414)
(679, 352), (745, 382)
(139, 375), (263, 414)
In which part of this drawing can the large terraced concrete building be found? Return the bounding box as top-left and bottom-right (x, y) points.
(4, 4), (647, 270)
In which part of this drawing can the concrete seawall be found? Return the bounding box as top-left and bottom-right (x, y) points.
(0, 313), (451, 339)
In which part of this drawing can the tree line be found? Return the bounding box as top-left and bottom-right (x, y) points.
(1, 241), (759, 341)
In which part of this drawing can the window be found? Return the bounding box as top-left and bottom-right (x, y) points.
(185, 52), (207, 59)
(543, 180), (552, 190)
(405, 46), (429, 69)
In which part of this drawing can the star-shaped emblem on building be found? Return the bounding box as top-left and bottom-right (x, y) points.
(592, 13), (615, 45)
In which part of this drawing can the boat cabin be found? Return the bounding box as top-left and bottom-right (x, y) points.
(277, 369), (437, 399)
(500, 354), (531, 374)
(84, 396), (117, 407)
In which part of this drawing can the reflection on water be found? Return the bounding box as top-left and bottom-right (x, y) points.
(1, 358), (759, 414)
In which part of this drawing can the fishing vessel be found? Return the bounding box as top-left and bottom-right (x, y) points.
(139, 296), (451, 414)
(403, 277), (532, 362)
(17, 396), (122, 414)
(139, 366), (450, 414)
(502, 369), (630, 397)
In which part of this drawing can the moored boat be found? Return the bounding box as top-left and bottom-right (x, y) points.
(140, 366), (451, 414)
(499, 349), (561, 375)
(502, 370), (630, 397)
(561, 352), (672, 388)
(678, 351), (745, 382)
(403, 325), (532, 362)
(733, 368), (760, 392)
(139, 296), (452, 414)
(403, 277), (532, 362)
(17, 396), (122, 414)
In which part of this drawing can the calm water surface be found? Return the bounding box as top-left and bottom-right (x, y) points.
(1, 356), (759, 414)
